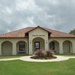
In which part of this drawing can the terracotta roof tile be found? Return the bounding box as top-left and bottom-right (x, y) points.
(0, 26), (75, 38)
(43, 27), (75, 37)
(0, 27), (34, 38)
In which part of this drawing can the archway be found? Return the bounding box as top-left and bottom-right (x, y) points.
(63, 40), (72, 54)
(49, 41), (59, 54)
(17, 41), (26, 54)
(2, 41), (12, 55)
(33, 37), (45, 51)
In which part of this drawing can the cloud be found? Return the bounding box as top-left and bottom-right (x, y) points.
(0, 0), (75, 34)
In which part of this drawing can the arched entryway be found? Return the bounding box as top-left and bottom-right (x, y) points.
(49, 41), (59, 54)
(63, 40), (72, 54)
(33, 37), (45, 51)
(17, 41), (26, 54)
(2, 41), (12, 55)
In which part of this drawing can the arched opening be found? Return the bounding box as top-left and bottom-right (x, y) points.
(33, 37), (45, 51)
(63, 40), (72, 54)
(17, 41), (26, 54)
(49, 41), (59, 54)
(2, 41), (12, 55)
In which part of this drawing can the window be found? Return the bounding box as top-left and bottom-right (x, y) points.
(19, 42), (25, 52)
(49, 42), (55, 50)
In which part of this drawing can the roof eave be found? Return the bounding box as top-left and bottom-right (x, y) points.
(0, 37), (27, 39)
(50, 37), (75, 38)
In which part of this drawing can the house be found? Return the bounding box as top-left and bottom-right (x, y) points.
(0, 26), (75, 55)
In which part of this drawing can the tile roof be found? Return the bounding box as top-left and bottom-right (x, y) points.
(43, 27), (75, 38)
(0, 26), (75, 38)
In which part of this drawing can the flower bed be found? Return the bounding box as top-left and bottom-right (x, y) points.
(31, 49), (57, 59)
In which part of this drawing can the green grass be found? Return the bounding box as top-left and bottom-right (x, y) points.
(0, 55), (27, 59)
(0, 56), (21, 59)
(56, 54), (75, 56)
(0, 59), (75, 75)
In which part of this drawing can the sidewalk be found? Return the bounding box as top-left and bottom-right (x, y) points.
(0, 55), (75, 62)
(0, 58), (19, 61)
(20, 56), (70, 62)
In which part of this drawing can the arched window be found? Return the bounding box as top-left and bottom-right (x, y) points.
(19, 42), (25, 51)
(49, 41), (55, 50)
(49, 41), (59, 54)
(17, 41), (26, 54)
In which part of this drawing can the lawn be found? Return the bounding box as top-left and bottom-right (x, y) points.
(57, 54), (75, 56)
(0, 56), (22, 59)
(0, 59), (75, 75)
(0, 54), (28, 59)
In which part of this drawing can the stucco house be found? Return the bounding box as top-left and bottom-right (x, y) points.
(0, 26), (75, 55)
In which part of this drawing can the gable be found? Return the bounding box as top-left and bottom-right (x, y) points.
(30, 27), (48, 35)
(29, 27), (48, 39)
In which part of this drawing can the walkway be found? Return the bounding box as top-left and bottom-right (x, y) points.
(20, 55), (75, 62)
(0, 55), (75, 62)
(0, 58), (19, 61)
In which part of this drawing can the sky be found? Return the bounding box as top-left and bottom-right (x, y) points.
(0, 0), (75, 34)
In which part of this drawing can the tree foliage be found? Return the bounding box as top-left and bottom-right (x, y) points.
(69, 28), (75, 35)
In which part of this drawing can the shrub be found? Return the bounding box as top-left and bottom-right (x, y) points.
(31, 49), (56, 59)
(46, 50), (54, 57)
(31, 49), (46, 59)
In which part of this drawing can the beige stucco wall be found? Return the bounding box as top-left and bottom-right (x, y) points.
(49, 38), (75, 54)
(0, 38), (28, 55)
(29, 27), (48, 54)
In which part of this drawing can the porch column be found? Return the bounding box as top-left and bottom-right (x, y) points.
(29, 40), (33, 55)
(59, 42), (63, 54)
(0, 43), (2, 55)
(12, 42), (17, 55)
(45, 40), (48, 50)
(72, 42), (75, 53)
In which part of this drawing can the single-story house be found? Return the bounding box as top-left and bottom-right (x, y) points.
(0, 26), (75, 55)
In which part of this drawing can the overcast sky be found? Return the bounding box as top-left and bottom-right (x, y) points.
(0, 0), (75, 34)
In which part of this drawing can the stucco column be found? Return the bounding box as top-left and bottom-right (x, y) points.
(29, 40), (33, 55)
(0, 43), (2, 55)
(45, 40), (48, 50)
(12, 42), (17, 55)
(59, 42), (63, 54)
(72, 42), (75, 53)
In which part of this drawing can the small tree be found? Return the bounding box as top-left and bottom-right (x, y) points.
(69, 28), (75, 35)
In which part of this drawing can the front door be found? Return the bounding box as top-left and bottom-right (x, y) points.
(34, 42), (40, 50)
